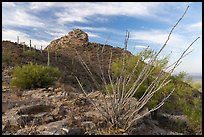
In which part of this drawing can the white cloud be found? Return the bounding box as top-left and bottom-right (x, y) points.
(47, 31), (67, 39)
(30, 2), (55, 11)
(2, 3), (44, 28)
(2, 2), (192, 30)
(2, 29), (49, 49)
(173, 58), (202, 74)
(33, 2), (179, 24)
(130, 30), (167, 45)
(22, 2), (155, 24)
(2, 29), (29, 42)
(72, 26), (109, 32)
(86, 32), (101, 38)
(134, 45), (148, 49)
(45, 28), (71, 39)
(2, 2), (190, 36)
(130, 29), (197, 50)
(189, 21), (202, 31)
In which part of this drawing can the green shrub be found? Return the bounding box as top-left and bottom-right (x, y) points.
(23, 50), (36, 57)
(108, 49), (202, 132)
(10, 62), (61, 89)
(177, 96), (202, 133)
(110, 49), (170, 104)
(2, 51), (11, 64)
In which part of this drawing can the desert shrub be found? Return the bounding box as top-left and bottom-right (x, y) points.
(10, 62), (61, 89)
(2, 51), (11, 65)
(176, 72), (202, 91)
(177, 96), (202, 133)
(171, 72), (187, 82)
(159, 72), (202, 133)
(23, 50), (36, 57)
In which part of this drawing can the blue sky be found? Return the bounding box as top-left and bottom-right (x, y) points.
(2, 2), (202, 74)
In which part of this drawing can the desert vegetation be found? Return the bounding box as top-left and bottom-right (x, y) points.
(75, 5), (202, 133)
(2, 5), (202, 135)
(10, 62), (61, 89)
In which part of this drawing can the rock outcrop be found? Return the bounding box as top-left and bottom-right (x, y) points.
(46, 29), (89, 50)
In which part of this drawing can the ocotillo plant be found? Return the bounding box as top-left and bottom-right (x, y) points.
(75, 6), (200, 132)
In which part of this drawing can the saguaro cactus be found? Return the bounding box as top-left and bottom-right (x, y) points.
(41, 46), (43, 54)
(30, 40), (32, 50)
(23, 42), (25, 52)
(34, 45), (36, 53)
(47, 48), (50, 66)
(17, 36), (19, 44)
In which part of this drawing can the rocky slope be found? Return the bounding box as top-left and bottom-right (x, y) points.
(2, 86), (191, 135)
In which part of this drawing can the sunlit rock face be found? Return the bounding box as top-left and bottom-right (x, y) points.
(46, 29), (89, 50)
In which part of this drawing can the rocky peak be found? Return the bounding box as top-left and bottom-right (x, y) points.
(68, 29), (88, 43)
(46, 29), (89, 50)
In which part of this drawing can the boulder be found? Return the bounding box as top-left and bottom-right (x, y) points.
(2, 101), (15, 114)
(36, 119), (83, 135)
(81, 121), (96, 130)
(37, 119), (69, 135)
(2, 131), (13, 135)
(65, 127), (83, 135)
(18, 104), (53, 115)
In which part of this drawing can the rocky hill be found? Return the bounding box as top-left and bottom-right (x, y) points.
(2, 29), (131, 91)
(2, 29), (202, 135)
